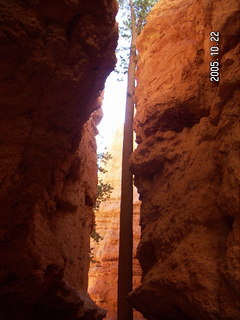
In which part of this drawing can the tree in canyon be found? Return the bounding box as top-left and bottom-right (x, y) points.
(91, 151), (113, 251)
(117, 1), (157, 319)
(94, 150), (114, 211)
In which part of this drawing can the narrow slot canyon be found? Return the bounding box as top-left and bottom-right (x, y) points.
(88, 127), (144, 320)
(0, 1), (239, 320)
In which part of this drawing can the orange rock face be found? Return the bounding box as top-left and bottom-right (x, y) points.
(0, 1), (117, 319)
(88, 128), (144, 320)
(130, 0), (240, 319)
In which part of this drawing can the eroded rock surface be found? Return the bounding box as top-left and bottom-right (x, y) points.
(0, 0), (117, 319)
(130, 0), (240, 319)
(88, 128), (144, 320)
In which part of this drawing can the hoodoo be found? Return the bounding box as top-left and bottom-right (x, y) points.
(0, 0), (117, 319)
(129, 0), (240, 319)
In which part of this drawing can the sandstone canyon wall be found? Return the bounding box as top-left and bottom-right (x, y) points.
(88, 128), (144, 320)
(130, 0), (240, 319)
(0, 1), (117, 319)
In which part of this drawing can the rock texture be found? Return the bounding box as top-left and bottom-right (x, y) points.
(130, 0), (240, 319)
(88, 128), (144, 320)
(0, 0), (117, 319)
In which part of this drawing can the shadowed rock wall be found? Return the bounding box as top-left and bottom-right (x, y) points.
(130, 0), (240, 319)
(0, 0), (117, 319)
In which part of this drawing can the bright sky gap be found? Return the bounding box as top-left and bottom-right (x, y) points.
(96, 10), (129, 152)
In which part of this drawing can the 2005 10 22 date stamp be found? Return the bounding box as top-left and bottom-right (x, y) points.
(209, 31), (220, 82)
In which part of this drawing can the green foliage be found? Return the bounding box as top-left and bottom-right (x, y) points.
(115, 0), (158, 77)
(94, 150), (113, 211)
(97, 151), (113, 174)
(94, 179), (114, 211)
(90, 150), (114, 246)
(119, 0), (158, 35)
(89, 246), (101, 266)
(133, 0), (158, 33)
(90, 223), (103, 244)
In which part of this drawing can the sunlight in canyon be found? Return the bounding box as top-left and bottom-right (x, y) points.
(96, 73), (127, 153)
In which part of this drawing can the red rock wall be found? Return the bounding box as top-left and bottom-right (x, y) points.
(0, 1), (117, 319)
(130, 0), (240, 319)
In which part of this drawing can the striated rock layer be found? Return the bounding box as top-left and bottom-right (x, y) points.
(88, 128), (144, 320)
(130, 0), (240, 319)
(0, 0), (117, 319)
